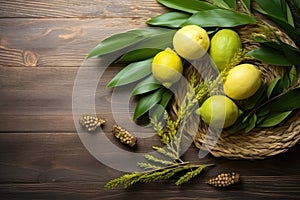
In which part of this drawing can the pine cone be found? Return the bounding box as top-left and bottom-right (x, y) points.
(207, 172), (240, 187)
(79, 115), (105, 132)
(112, 125), (137, 147)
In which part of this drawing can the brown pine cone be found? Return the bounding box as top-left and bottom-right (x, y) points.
(112, 125), (137, 147)
(79, 115), (105, 132)
(207, 172), (240, 187)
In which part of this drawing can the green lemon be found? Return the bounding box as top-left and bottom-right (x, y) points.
(196, 95), (239, 128)
(152, 48), (183, 88)
(224, 64), (262, 100)
(173, 25), (210, 60)
(209, 29), (242, 71)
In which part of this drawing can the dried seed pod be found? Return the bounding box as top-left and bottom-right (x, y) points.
(207, 172), (240, 187)
(112, 125), (137, 147)
(79, 115), (105, 132)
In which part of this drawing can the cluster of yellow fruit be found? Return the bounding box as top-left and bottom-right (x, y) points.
(200, 63), (262, 128)
(152, 25), (262, 129)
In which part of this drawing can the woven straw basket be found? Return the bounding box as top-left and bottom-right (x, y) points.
(171, 20), (300, 159)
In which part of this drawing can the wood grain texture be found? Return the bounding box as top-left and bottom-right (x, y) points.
(0, 133), (299, 199)
(1, 0), (300, 199)
(0, 0), (167, 18)
(0, 66), (150, 132)
(0, 0), (167, 67)
(0, 18), (149, 67)
(0, 178), (299, 200)
(0, 133), (299, 183)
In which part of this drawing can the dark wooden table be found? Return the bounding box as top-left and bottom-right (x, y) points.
(0, 1), (300, 199)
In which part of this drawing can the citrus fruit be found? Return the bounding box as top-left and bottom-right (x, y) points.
(196, 95), (239, 128)
(173, 25), (210, 60)
(224, 64), (262, 100)
(209, 29), (242, 71)
(152, 48), (183, 88)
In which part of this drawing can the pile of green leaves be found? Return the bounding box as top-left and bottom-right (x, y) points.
(86, 0), (300, 127)
(86, 0), (300, 189)
(87, 28), (176, 121)
(225, 0), (300, 133)
(86, 0), (258, 122)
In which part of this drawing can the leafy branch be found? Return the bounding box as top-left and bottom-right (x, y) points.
(105, 50), (247, 190)
(105, 161), (212, 190)
(96, 0), (300, 190)
(105, 68), (222, 190)
(105, 118), (213, 190)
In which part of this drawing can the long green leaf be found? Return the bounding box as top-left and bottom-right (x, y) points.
(131, 29), (176, 50)
(280, 42), (300, 66)
(256, 115), (267, 124)
(147, 12), (191, 28)
(135, 74), (158, 85)
(131, 75), (161, 96)
(289, 0), (300, 28)
(245, 114), (257, 133)
(267, 77), (281, 98)
(107, 59), (152, 88)
(255, 0), (288, 22)
(133, 88), (165, 120)
(286, 3), (295, 27)
(281, 70), (291, 90)
(252, 37), (300, 66)
(289, 66), (297, 84)
(119, 48), (160, 62)
(252, 36), (282, 50)
(243, 84), (267, 110)
(183, 9), (256, 27)
(268, 89), (300, 112)
(87, 30), (144, 59)
(131, 83), (161, 96)
(211, 0), (230, 9)
(226, 119), (248, 133)
(240, 0), (251, 14)
(224, 0), (236, 10)
(254, 6), (300, 46)
(160, 89), (173, 107)
(151, 89), (173, 119)
(247, 46), (293, 66)
(87, 28), (173, 59)
(118, 29), (176, 61)
(281, 0), (288, 21)
(157, 0), (217, 14)
(258, 111), (292, 127)
(257, 109), (270, 118)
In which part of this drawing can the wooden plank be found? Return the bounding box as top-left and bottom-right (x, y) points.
(0, 66), (157, 132)
(0, 133), (299, 199)
(0, 66), (90, 116)
(0, 178), (300, 200)
(0, 133), (299, 184)
(0, 0), (167, 18)
(0, 133), (119, 183)
(0, 66), (98, 115)
(0, 66), (113, 107)
(0, 67), (78, 115)
(0, 114), (157, 133)
(0, 18), (152, 67)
